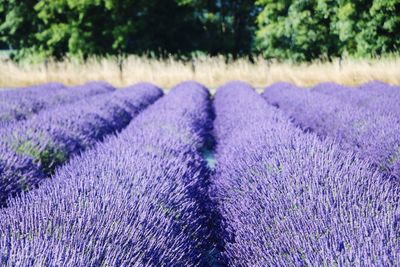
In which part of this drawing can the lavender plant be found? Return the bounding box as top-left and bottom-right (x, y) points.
(211, 81), (400, 266)
(263, 83), (400, 179)
(0, 83), (162, 206)
(314, 81), (400, 120)
(0, 82), (114, 127)
(0, 81), (213, 266)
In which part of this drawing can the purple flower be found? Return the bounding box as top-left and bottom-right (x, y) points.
(0, 83), (162, 206)
(314, 81), (400, 122)
(0, 81), (213, 266)
(211, 81), (400, 266)
(263, 82), (400, 179)
(0, 82), (113, 127)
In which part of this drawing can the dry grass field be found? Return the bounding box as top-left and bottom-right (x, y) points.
(1, 56), (399, 90)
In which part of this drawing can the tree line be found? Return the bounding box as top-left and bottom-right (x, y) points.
(0, 0), (399, 61)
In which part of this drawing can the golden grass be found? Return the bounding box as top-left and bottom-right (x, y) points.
(0, 56), (399, 90)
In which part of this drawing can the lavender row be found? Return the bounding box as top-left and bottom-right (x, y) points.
(0, 81), (213, 266)
(0, 83), (162, 206)
(263, 83), (400, 179)
(210, 81), (400, 265)
(0, 82), (114, 127)
(360, 80), (400, 94)
(0, 83), (65, 97)
(0, 83), (64, 124)
(313, 81), (400, 120)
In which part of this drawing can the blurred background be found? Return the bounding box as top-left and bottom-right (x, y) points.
(0, 0), (399, 88)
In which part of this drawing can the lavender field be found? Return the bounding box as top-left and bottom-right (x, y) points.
(0, 81), (399, 266)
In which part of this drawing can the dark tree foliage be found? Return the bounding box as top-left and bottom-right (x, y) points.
(0, 0), (41, 54)
(180, 0), (258, 55)
(128, 0), (204, 55)
(0, 0), (399, 60)
(0, 0), (258, 59)
(256, 0), (400, 61)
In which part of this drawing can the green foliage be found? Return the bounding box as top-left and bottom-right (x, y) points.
(32, 0), (139, 58)
(181, 0), (257, 55)
(256, 0), (400, 61)
(14, 140), (68, 176)
(0, 0), (399, 61)
(0, 0), (42, 58)
(0, 0), (257, 59)
(355, 0), (400, 56)
(255, 0), (337, 61)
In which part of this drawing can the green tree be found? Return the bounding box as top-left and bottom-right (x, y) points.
(0, 0), (42, 56)
(181, 0), (258, 56)
(255, 0), (341, 61)
(0, 0), (259, 59)
(1, 0), (399, 61)
(255, 0), (400, 61)
(355, 0), (400, 56)
(126, 0), (204, 55)
(33, 0), (143, 58)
